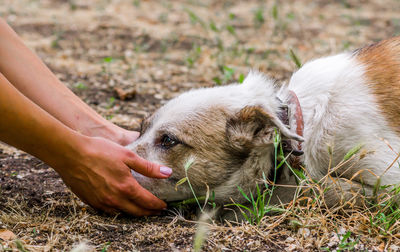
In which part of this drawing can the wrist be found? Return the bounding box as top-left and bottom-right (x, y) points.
(81, 121), (138, 146)
(46, 130), (91, 175)
(77, 119), (116, 140)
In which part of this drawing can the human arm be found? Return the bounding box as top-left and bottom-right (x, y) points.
(0, 18), (135, 145)
(0, 72), (170, 215)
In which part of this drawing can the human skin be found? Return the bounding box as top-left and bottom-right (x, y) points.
(0, 18), (171, 215)
(0, 18), (134, 145)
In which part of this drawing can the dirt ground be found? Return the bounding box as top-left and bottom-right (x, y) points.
(1, 0), (400, 251)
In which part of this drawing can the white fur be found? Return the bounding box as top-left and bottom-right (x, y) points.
(154, 71), (281, 125)
(283, 53), (400, 185)
(129, 53), (400, 204)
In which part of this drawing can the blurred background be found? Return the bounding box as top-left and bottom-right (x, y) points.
(1, 0), (400, 130)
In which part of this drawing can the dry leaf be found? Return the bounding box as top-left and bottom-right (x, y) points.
(114, 87), (136, 101)
(0, 229), (16, 241)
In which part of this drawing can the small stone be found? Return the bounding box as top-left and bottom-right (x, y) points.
(286, 244), (297, 251)
(338, 227), (347, 235)
(327, 233), (339, 247)
(285, 237), (295, 243)
(298, 227), (310, 238)
(154, 94), (163, 99)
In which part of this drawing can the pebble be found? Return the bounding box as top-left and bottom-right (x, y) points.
(285, 237), (295, 243)
(298, 227), (310, 238)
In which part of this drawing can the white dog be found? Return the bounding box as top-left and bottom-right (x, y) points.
(128, 37), (400, 209)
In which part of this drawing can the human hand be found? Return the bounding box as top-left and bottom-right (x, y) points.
(0, 23), (169, 215)
(114, 128), (140, 146)
(55, 136), (172, 216)
(80, 123), (140, 147)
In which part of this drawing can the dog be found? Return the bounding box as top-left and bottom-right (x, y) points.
(128, 37), (400, 212)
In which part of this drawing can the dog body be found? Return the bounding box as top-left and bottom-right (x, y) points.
(128, 37), (400, 207)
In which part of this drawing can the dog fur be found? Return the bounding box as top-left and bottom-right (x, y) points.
(128, 37), (400, 210)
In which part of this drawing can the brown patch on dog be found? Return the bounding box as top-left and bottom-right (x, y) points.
(226, 105), (276, 151)
(356, 37), (400, 134)
(160, 106), (247, 189)
(135, 105), (287, 202)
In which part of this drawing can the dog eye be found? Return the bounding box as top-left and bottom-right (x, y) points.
(160, 134), (179, 149)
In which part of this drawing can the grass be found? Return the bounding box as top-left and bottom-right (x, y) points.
(253, 7), (265, 28)
(171, 129), (400, 250)
(223, 130), (289, 225)
(101, 56), (115, 80)
(322, 230), (359, 251)
(185, 44), (202, 68)
(74, 82), (87, 90)
(173, 157), (217, 216)
(225, 130), (300, 225)
(101, 241), (111, 252)
(369, 184), (400, 235)
(174, 156), (205, 213)
(213, 66), (244, 85)
(3, 0), (400, 250)
(106, 97), (116, 109)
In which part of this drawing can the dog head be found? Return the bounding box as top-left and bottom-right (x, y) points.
(128, 72), (303, 204)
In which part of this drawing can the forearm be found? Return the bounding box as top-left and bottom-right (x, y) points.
(0, 18), (120, 141)
(0, 73), (169, 214)
(0, 72), (85, 170)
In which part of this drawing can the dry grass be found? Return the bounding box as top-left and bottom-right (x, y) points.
(2, 0), (400, 251)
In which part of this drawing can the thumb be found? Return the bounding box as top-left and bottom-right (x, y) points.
(125, 152), (172, 179)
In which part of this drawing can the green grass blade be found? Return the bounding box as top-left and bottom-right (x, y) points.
(237, 186), (251, 202)
(175, 177), (188, 191)
(343, 144), (363, 161)
(289, 49), (302, 68)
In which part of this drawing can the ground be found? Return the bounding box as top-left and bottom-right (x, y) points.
(1, 0), (400, 251)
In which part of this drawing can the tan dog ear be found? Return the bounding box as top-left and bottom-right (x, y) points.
(226, 106), (303, 151)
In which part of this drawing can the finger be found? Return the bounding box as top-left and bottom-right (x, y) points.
(129, 131), (140, 142)
(98, 206), (119, 215)
(121, 130), (140, 146)
(92, 188), (163, 216)
(122, 177), (167, 210)
(118, 199), (161, 216)
(94, 187), (164, 215)
(125, 152), (172, 179)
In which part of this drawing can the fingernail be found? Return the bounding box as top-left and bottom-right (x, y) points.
(160, 166), (172, 176)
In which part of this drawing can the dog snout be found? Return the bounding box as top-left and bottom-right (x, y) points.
(134, 143), (148, 158)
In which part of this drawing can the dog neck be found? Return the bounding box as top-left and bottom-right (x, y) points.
(277, 90), (304, 157)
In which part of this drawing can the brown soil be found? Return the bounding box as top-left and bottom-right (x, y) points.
(1, 0), (400, 251)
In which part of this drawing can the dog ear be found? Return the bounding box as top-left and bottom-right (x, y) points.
(226, 106), (303, 151)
